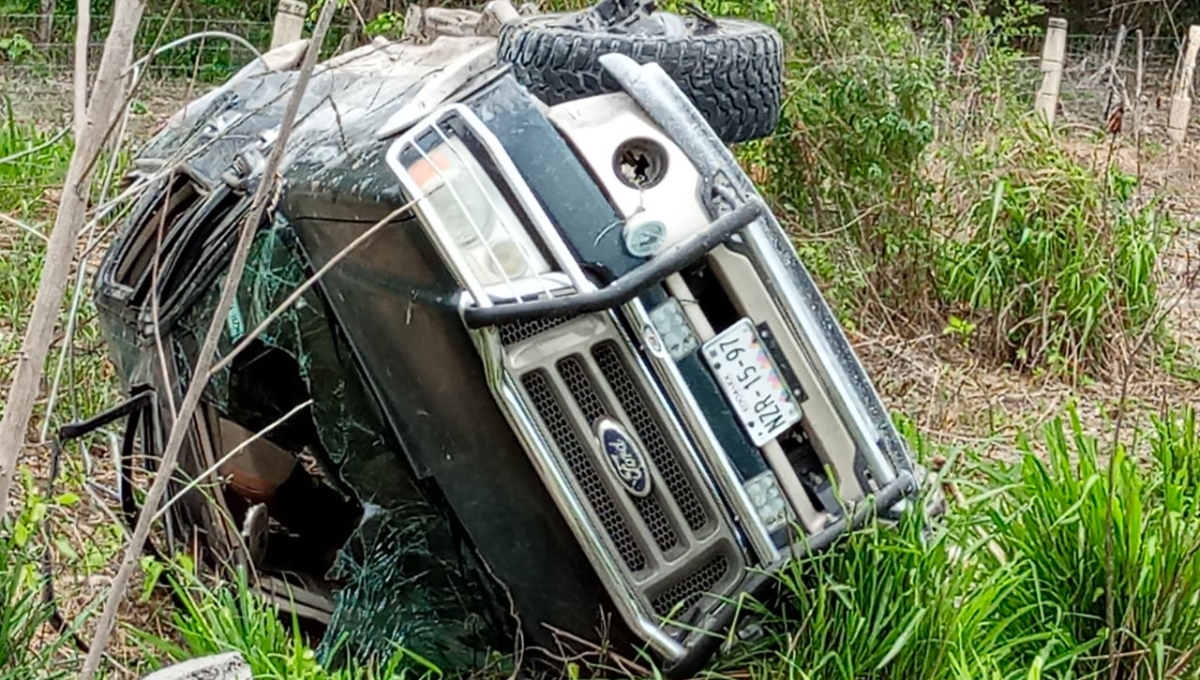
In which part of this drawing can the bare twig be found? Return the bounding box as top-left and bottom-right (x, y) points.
(152, 399), (313, 523)
(0, 0), (145, 517)
(75, 2), (340, 676)
(0, 211), (47, 242)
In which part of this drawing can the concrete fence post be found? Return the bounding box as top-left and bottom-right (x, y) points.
(1034, 17), (1068, 125)
(270, 0), (308, 50)
(1168, 24), (1200, 144)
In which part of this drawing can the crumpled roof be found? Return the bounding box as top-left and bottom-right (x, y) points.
(135, 35), (499, 187)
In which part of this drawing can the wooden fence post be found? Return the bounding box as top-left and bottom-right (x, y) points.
(1034, 17), (1068, 125)
(270, 0), (308, 50)
(1168, 24), (1200, 144)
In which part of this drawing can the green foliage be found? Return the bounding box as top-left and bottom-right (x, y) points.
(758, 0), (1165, 376)
(363, 11), (405, 38)
(0, 497), (74, 680)
(0, 102), (72, 215)
(938, 120), (1167, 374)
(756, 0), (945, 324)
(0, 32), (34, 62)
(722, 508), (1040, 679)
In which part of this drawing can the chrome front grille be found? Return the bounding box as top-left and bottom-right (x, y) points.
(506, 313), (744, 629)
(520, 370), (648, 571)
(592, 343), (710, 533)
(556, 355), (680, 555)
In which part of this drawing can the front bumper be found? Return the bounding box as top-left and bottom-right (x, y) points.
(383, 59), (918, 674)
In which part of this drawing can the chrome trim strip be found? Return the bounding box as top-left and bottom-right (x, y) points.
(739, 224), (897, 485)
(469, 324), (688, 662)
(622, 299), (783, 566)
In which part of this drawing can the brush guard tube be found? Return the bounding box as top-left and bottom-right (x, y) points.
(461, 200), (765, 327)
(597, 51), (918, 487)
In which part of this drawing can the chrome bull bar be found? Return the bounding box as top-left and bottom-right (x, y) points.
(596, 52), (917, 497)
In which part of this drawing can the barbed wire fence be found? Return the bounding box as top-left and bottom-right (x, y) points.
(0, 14), (279, 129)
(1055, 31), (1188, 134)
(0, 13), (1195, 140)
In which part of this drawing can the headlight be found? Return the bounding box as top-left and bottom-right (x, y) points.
(402, 133), (551, 292)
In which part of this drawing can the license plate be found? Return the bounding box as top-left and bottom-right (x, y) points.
(702, 319), (802, 447)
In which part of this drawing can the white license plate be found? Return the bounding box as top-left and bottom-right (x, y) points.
(702, 319), (802, 447)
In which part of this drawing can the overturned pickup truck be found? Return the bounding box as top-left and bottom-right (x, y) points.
(84, 0), (925, 675)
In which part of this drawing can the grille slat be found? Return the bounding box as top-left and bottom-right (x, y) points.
(652, 554), (730, 618)
(499, 317), (571, 346)
(557, 357), (680, 555)
(522, 371), (647, 572)
(593, 343), (710, 532)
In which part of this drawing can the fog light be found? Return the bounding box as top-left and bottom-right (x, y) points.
(648, 298), (699, 360)
(744, 471), (790, 532)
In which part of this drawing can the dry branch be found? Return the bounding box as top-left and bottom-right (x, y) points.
(75, 1), (340, 675)
(0, 0), (145, 517)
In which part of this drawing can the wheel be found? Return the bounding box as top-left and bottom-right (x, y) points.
(496, 2), (784, 143)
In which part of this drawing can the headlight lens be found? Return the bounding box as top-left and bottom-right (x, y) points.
(403, 133), (551, 291)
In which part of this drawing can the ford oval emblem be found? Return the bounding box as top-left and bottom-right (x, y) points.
(595, 418), (652, 498)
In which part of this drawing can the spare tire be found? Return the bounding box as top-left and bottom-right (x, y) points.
(496, 11), (783, 144)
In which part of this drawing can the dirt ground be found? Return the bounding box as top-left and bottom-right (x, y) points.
(5, 67), (1200, 676)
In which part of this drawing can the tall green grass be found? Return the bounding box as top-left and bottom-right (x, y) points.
(124, 406), (1200, 680)
(979, 408), (1200, 679)
(0, 101), (119, 416)
(723, 406), (1200, 680)
(0, 500), (75, 680)
(0, 102), (72, 217)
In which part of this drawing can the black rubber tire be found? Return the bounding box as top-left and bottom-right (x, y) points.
(496, 14), (784, 144)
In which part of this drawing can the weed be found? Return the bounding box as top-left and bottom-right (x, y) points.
(0, 32), (35, 63)
(0, 102), (72, 217)
(720, 401), (1200, 680)
(0, 496), (75, 680)
(756, 0), (1165, 377)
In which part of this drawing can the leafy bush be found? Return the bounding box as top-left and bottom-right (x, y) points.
(755, 0), (940, 318)
(748, 0), (1165, 375)
(0, 33), (34, 62)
